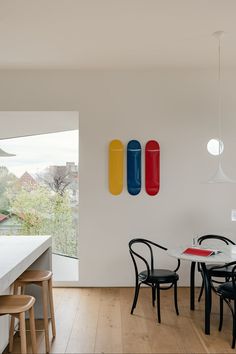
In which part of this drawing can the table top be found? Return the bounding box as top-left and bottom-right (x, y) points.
(0, 235), (51, 292)
(168, 244), (236, 264)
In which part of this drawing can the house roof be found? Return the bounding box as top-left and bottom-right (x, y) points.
(0, 213), (25, 225)
(0, 214), (8, 223)
(18, 171), (37, 189)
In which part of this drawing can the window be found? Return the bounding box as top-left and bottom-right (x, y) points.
(0, 130), (79, 281)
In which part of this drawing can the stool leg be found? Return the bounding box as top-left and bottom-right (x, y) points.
(42, 280), (50, 354)
(21, 285), (26, 295)
(48, 278), (56, 338)
(12, 282), (19, 295)
(17, 283), (25, 339)
(9, 282), (19, 348)
(19, 312), (27, 354)
(29, 306), (37, 354)
(9, 315), (15, 353)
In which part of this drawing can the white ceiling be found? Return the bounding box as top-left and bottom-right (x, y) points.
(1, 0), (236, 69)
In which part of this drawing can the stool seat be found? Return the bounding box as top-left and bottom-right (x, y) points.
(0, 295), (35, 315)
(18, 270), (52, 282)
(14, 269), (56, 354)
(0, 295), (37, 353)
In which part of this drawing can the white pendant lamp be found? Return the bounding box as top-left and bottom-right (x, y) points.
(209, 161), (236, 183)
(208, 31), (236, 183)
(0, 148), (15, 157)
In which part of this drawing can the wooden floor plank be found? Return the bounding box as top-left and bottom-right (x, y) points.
(94, 288), (122, 353)
(66, 288), (101, 353)
(141, 287), (207, 353)
(6, 287), (236, 354)
(120, 287), (153, 353)
(50, 288), (80, 354)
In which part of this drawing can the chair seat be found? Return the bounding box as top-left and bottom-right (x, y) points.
(207, 264), (234, 278)
(18, 270), (52, 283)
(217, 282), (236, 299)
(0, 295), (35, 315)
(139, 269), (179, 283)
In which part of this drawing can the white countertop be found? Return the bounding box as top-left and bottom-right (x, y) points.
(168, 244), (236, 264)
(0, 235), (51, 293)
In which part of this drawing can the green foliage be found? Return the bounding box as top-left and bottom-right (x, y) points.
(9, 185), (78, 258)
(0, 210), (9, 215)
(0, 166), (78, 258)
(0, 166), (17, 212)
(50, 193), (77, 257)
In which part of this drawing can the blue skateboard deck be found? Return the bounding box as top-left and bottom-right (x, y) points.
(127, 140), (141, 195)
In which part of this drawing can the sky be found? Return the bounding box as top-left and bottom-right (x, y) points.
(0, 130), (79, 177)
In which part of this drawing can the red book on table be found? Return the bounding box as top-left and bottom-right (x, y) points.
(183, 247), (214, 257)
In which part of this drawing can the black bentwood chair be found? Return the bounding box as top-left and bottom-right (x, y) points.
(129, 238), (180, 323)
(211, 262), (236, 348)
(197, 235), (235, 303)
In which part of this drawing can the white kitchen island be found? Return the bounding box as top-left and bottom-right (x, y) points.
(0, 235), (52, 353)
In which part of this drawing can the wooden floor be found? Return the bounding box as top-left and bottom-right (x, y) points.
(7, 287), (236, 353)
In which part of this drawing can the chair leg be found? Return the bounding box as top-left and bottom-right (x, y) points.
(48, 277), (56, 338)
(198, 279), (204, 302)
(174, 281), (179, 316)
(152, 284), (156, 307)
(29, 306), (37, 354)
(19, 312), (27, 354)
(42, 280), (50, 354)
(156, 283), (161, 323)
(9, 315), (15, 353)
(219, 297), (223, 331)
(131, 281), (141, 314)
(232, 301), (236, 349)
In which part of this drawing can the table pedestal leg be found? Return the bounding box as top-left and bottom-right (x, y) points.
(190, 261), (196, 310)
(201, 262), (211, 335)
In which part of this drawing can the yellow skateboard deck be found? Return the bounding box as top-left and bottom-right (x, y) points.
(109, 140), (124, 195)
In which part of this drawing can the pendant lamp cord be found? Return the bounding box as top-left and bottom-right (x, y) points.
(218, 35), (222, 160)
(208, 31), (235, 182)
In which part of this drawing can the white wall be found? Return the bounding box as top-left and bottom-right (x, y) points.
(0, 69), (236, 286)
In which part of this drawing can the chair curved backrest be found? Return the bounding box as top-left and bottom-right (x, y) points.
(211, 261), (236, 348)
(128, 238), (181, 283)
(129, 238), (167, 280)
(231, 265), (236, 296)
(129, 238), (167, 275)
(198, 234), (235, 246)
(211, 261), (236, 296)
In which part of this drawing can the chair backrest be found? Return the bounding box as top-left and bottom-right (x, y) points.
(231, 265), (236, 297)
(211, 261), (236, 298)
(198, 234), (235, 246)
(128, 238), (167, 279)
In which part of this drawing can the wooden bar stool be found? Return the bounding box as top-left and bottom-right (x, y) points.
(13, 270), (56, 354)
(0, 295), (37, 354)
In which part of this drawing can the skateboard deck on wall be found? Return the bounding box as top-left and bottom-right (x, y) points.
(145, 140), (160, 196)
(127, 140), (141, 195)
(109, 139), (124, 195)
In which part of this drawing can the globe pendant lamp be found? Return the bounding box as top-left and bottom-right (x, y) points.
(0, 148), (15, 157)
(208, 31), (236, 183)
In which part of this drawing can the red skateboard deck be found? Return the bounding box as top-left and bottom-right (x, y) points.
(145, 140), (160, 196)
